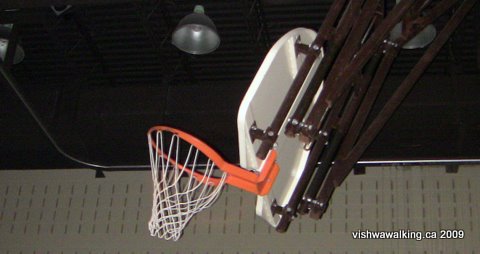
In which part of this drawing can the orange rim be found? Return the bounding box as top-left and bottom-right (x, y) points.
(148, 126), (280, 196)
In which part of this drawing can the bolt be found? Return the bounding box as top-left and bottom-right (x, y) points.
(291, 119), (299, 125)
(304, 142), (312, 150)
(312, 44), (319, 51)
(267, 131), (274, 137)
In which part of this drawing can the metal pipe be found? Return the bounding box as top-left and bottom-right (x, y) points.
(0, 66), (150, 169)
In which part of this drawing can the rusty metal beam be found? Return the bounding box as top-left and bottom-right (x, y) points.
(338, 49), (400, 155)
(272, 0), (418, 225)
(296, 0), (381, 138)
(302, 0), (463, 220)
(255, 0), (348, 160)
(274, 0), (413, 231)
(274, 1), (385, 231)
(285, 0), (373, 136)
(337, 0), (463, 172)
(299, 0), (416, 140)
(301, 53), (383, 216)
(311, 0), (478, 220)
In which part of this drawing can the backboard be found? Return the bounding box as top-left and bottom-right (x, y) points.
(237, 28), (323, 227)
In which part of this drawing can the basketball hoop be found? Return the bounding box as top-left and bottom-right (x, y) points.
(147, 126), (279, 241)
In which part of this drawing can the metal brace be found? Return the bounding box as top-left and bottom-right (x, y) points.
(270, 199), (284, 215)
(249, 121), (278, 143)
(308, 199), (328, 219)
(299, 123), (329, 143)
(295, 38), (310, 57)
(381, 39), (400, 53)
(270, 199), (296, 219)
(295, 35), (322, 58)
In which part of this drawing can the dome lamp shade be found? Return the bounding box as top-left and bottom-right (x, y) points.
(0, 24), (24, 65)
(390, 22), (437, 49)
(172, 5), (220, 55)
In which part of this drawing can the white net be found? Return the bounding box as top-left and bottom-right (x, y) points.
(148, 129), (227, 241)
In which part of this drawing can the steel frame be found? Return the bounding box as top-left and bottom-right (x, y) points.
(256, 0), (478, 232)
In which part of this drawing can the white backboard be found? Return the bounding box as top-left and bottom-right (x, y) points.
(237, 28), (323, 227)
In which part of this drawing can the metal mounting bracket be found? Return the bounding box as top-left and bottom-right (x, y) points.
(270, 199), (297, 232)
(249, 122), (278, 144)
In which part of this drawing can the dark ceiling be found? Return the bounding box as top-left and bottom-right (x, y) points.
(0, 0), (479, 170)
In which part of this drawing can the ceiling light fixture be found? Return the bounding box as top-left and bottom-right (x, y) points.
(0, 24), (25, 65)
(171, 5), (220, 55)
(389, 0), (436, 49)
(51, 5), (73, 16)
(390, 22), (437, 49)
